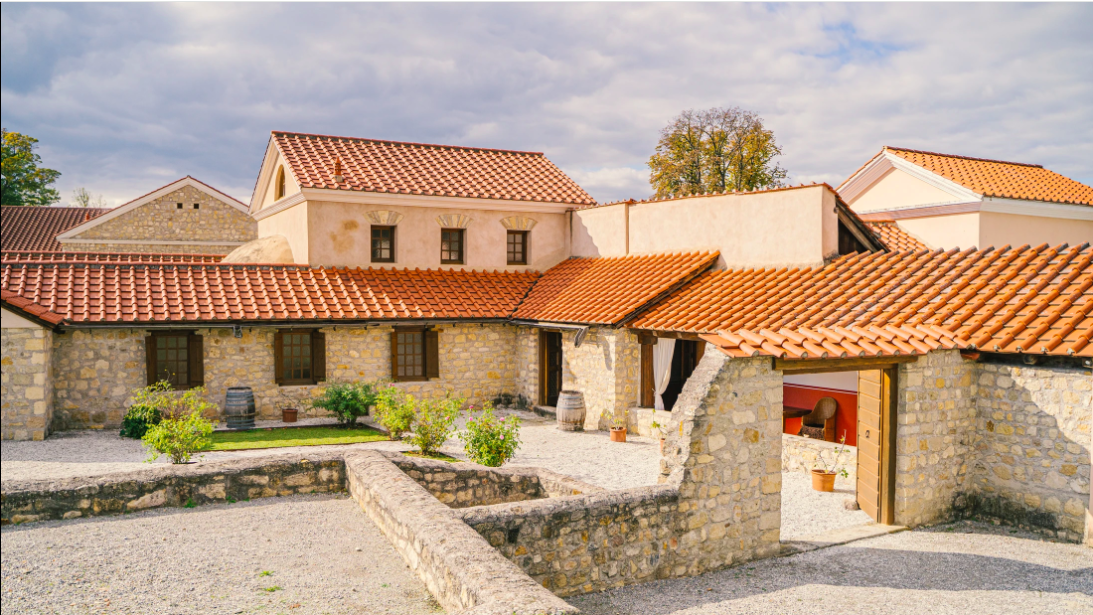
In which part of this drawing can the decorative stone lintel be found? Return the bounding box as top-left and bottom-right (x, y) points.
(500, 215), (537, 231)
(435, 213), (472, 228)
(365, 210), (404, 226)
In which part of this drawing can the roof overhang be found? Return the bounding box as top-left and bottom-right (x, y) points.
(57, 177), (250, 241)
(254, 187), (577, 221)
(839, 150), (982, 206)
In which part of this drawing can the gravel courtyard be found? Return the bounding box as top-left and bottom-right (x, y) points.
(569, 521), (1093, 615)
(1, 494), (440, 615)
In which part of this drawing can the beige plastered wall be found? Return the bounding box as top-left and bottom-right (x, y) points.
(897, 213), (980, 250)
(979, 209), (1093, 249)
(571, 185), (840, 268)
(256, 202), (308, 264)
(281, 199), (569, 271)
(257, 149), (302, 209)
(849, 167), (962, 213)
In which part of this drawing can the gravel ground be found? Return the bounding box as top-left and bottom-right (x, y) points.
(780, 471), (872, 541)
(569, 520), (1093, 615)
(0, 494), (441, 615)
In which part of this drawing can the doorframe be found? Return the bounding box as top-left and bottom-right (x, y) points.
(776, 358), (902, 525)
(538, 329), (562, 407)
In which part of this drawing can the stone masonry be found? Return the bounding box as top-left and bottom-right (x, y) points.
(970, 363), (1091, 542)
(1, 326), (53, 440)
(51, 328), (145, 430)
(62, 185), (256, 254)
(893, 350), (979, 528)
(782, 433), (858, 482)
(561, 327), (640, 430)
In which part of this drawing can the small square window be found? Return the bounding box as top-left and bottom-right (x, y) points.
(441, 229), (464, 265)
(193, 203), (200, 210)
(176, 203), (183, 209)
(507, 230), (528, 265)
(371, 226), (395, 263)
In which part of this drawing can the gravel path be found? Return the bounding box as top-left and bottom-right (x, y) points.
(780, 471), (872, 541)
(569, 520), (1093, 615)
(0, 494), (441, 615)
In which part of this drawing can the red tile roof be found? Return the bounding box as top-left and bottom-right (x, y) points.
(271, 131), (595, 205)
(864, 222), (929, 252)
(1, 251), (224, 264)
(1, 207), (111, 251)
(1, 263), (538, 324)
(632, 244), (1092, 358)
(0, 289), (66, 326)
(513, 252), (718, 325)
(886, 147), (1093, 207)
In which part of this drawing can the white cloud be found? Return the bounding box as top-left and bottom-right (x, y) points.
(1, 3), (1089, 206)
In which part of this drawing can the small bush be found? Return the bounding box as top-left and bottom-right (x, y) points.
(459, 402), (520, 467)
(119, 381), (173, 439)
(373, 385), (416, 439)
(143, 411), (215, 464)
(407, 394), (463, 456)
(310, 381), (377, 427)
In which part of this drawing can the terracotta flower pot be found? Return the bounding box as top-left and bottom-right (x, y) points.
(659, 438), (666, 455)
(610, 427), (627, 443)
(281, 408), (299, 423)
(811, 469), (836, 492)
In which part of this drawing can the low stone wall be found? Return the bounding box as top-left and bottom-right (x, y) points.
(0, 452), (344, 524)
(782, 433), (858, 482)
(345, 451), (577, 615)
(389, 454), (603, 508)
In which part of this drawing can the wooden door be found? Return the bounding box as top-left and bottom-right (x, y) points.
(856, 368), (897, 524)
(640, 342), (655, 408)
(540, 331), (563, 407)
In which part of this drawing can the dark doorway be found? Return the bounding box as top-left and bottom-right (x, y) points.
(659, 339), (704, 411)
(540, 330), (563, 406)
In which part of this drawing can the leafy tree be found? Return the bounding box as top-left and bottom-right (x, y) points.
(72, 187), (106, 208)
(1, 129), (62, 206)
(648, 107), (787, 198)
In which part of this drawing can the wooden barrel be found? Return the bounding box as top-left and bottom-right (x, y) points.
(556, 390), (586, 432)
(224, 387), (256, 430)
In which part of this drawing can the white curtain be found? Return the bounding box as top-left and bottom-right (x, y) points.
(653, 338), (676, 411)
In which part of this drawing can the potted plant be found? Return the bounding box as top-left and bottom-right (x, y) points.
(604, 411), (627, 442)
(650, 420), (665, 454)
(277, 390), (300, 423)
(811, 434), (851, 492)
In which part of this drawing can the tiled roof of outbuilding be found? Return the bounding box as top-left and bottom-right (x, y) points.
(632, 244), (1093, 358)
(1, 207), (111, 251)
(270, 132), (596, 206)
(0, 289), (66, 326)
(513, 251), (718, 325)
(0, 263), (538, 324)
(864, 222), (929, 252)
(1, 251), (223, 264)
(886, 147), (1093, 207)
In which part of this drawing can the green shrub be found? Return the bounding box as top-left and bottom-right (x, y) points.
(143, 411), (215, 464)
(407, 394), (463, 456)
(310, 381), (377, 427)
(374, 385), (416, 439)
(119, 381), (172, 439)
(459, 402), (520, 467)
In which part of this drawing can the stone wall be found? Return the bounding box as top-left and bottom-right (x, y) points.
(1, 326), (53, 440)
(782, 433), (858, 482)
(1, 452), (345, 524)
(63, 185), (256, 254)
(968, 363), (1091, 542)
(345, 451), (577, 615)
(893, 350), (979, 527)
(560, 327), (640, 429)
(513, 326), (539, 405)
(47, 323), (517, 429)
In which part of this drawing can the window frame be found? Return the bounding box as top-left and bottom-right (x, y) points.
(146, 331), (203, 391)
(440, 228), (465, 265)
(371, 225), (396, 263)
(507, 230), (529, 265)
(275, 166), (286, 200)
(273, 329), (326, 386)
(391, 327), (440, 382)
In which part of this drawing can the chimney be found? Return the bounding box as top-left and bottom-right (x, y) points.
(333, 157), (344, 183)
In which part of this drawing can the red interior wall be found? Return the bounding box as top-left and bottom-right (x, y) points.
(782, 384), (858, 446)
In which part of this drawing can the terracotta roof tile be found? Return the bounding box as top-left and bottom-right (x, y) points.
(1, 263), (538, 324)
(1, 207), (111, 251)
(887, 147), (1093, 207)
(0, 289), (66, 326)
(271, 131), (596, 205)
(2, 251), (223, 264)
(513, 252), (718, 325)
(864, 222), (929, 252)
(632, 244), (1093, 358)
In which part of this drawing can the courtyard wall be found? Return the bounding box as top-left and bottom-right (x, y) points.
(560, 327), (640, 429)
(1, 324), (54, 440)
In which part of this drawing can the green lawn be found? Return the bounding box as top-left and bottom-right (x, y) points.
(402, 451), (461, 463)
(206, 426), (388, 451)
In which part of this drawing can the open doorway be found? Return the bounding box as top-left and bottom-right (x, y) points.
(639, 337), (703, 412)
(539, 330), (563, 407)
(778, 362), (901, 542)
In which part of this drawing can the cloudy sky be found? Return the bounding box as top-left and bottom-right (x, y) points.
(2, 2), (1091, 206)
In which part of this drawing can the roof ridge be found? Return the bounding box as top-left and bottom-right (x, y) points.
(885, 146), (1043, 169)
(590, 183), (832, 209)
(272, 131), (545, 157)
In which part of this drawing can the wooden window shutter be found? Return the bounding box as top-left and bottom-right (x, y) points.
(312, 330), (326, 382)
(390, 329), (400, 381)
(145, 334), (158, 386)
(425, 328), (440, 379)
(273, 330), (285, 385)
(188, 333), (205, 388)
